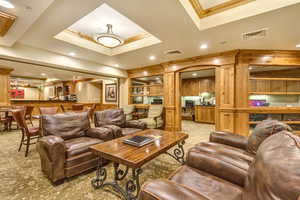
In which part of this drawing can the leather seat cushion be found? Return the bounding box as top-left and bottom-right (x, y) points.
(28, 126), (40, 136)
(64, 137), (103, 158)
(170, 166), (243, 200)
(122, 128), (141, 136)
(188, 142), (252, 186)
(195, 142), (254, 163)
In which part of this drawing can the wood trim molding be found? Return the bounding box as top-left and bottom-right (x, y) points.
(0, 11), (16, 36)
(0, 67), (13, 74)
(66, 29), (151, 49)
(189, 0), (255, 19)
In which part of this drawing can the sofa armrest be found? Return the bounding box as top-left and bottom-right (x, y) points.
(125, 120), (147, 130)
(210, 131), (248, 150)
(36, 135), (65, 183)
(138, 179), (208, 200)
(86, 127), (122, 141)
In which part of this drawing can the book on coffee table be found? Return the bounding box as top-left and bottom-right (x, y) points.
(123, 135), (154, 147)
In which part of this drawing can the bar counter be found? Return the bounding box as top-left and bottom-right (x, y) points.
(10, 100), (117, 115)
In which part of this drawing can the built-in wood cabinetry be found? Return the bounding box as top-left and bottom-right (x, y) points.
(181, 77), (214, 96)
(195, 106), (215, 124)
(127, 50), (300, 135)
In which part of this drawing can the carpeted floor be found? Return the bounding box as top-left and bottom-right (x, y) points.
(0, 120), (213, 200)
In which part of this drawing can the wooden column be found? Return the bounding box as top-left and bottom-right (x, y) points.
(0, 67), (13, 106)
(164, 72), (176, 131)
(215, 64), (235, 132)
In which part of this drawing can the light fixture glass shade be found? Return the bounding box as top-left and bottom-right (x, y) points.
(0, 0), (15, 8)
(95, 24), (124, 48)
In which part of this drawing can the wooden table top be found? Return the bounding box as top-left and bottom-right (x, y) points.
(90, 129), (188, 168)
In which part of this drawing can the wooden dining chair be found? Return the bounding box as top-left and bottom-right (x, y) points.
(86, 104), (96, 122)
(0, 112), (11, 131)
(9, 105), (26, 130)
(25, 106), (34, 126)
(72, 104), (84, 111)
(39, 107), (59, 115)
(60, 104), (66, 113)
(11, 109), (40, 157)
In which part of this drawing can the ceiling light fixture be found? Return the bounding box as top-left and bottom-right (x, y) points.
(0, 0), (15, 9)
(149, 55), (156, 60)
(296, 44), (300, 48)
(41, 73), (46, 76)
(213, 59), (220, 64)
(114, 64), (119, 67)
(69, 52), (76, 56)
(94, 24), (124, 48)
(200, 44), (208, 49)
(192, 73), (197, 76)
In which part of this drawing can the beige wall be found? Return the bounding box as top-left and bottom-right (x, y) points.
(76, 81), (102, 103)
(119, 78), (129, 107)
(19, 87), (40, 100)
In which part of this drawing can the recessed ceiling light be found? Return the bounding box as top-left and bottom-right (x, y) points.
(114, 64), (119, 67)
(41, 73), (46, 76)
(0, 0), (15, 9)
(149, 55), (156, 60)
(172, 65), (178, 70)
(296, 44), (300, 48)
(155, 77), (160, 80)
(213, 59), (220, 64)
(262, 56), (271, 60)
(69, 52), (76, 56)
(192, 73), (197, 76)
(143, 71), (148, 75)
(200, 44), (208, 49)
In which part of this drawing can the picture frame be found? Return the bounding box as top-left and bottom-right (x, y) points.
(105, 83), (118, 102)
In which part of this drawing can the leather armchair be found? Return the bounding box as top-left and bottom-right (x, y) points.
(139, 131), (300, 200)
(36, 112), (121, 183)
(94, 109), (147, 136)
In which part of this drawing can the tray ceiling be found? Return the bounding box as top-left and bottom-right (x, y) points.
(54, 3), (161, 56)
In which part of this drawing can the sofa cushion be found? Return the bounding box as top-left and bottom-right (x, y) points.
(188, 143), (252, 187)
(64, 137), (102, 158)
(122, 128), (141, 136)
(94, 109), (125, 128)
(243, 131), (300, 200)
(42, 112), (90, 140)
(139, 118), (163, 129)
(170, 166), (243, 200)
(247, 120), (292, 154)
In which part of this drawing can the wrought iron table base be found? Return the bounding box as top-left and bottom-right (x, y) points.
(165, 140), (186, 164)
(91, 140), (186, 199)
(92, 160), (142, 200)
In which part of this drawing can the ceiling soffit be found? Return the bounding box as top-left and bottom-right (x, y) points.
(179, 0), (300, 31)
(190, 0), (255, 18)
(54, 3), (161, 56)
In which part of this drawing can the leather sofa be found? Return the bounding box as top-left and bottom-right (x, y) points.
(36, 112), (122, 183)
(138, 130), (300, 200)
(94, 109), (147, 136)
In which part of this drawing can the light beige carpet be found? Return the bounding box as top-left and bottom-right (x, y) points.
(0, 120), (213, 200)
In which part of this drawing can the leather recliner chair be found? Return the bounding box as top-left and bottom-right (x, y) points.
(36, 112), (122, 183)
(138, 131), (300, 200)
(94, 108), (147, 136)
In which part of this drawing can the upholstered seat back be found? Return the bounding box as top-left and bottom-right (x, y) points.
(94, 109), (126, 128)
(147, 105), (163, 118)
(41, 112), (90, 140)
(247, 120), (292, 154)
(243, 131), (300, 200)
(121, 105), (135, 121)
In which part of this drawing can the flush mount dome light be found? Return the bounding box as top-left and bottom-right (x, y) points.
(94, 24), (124, 48)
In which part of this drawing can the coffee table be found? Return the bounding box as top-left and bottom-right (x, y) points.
(90, 129), (188, 200)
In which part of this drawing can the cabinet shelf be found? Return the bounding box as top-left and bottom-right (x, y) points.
(249, 92), (300, 95)
(249, 121), (300, 125)
(130, 84), (163, 88)
(250, 77), (300, 81)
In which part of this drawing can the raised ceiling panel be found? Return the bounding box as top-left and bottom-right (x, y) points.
(197, 0), (231, 9)
(54, 3), (161, 56)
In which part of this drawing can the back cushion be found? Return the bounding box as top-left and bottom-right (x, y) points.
(247, 120), (292, 154)
(148, 105), (163, 118)
(42, 112), (90, 140)
(94, 109), (125, 128)
(243, 131), (300, 200)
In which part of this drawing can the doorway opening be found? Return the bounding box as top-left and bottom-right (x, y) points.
(180, 68), (216, 139)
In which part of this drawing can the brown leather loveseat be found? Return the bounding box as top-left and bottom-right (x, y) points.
(139, 131), (300, 200)
(37, 112), (122, 183)
(94, 108), (147, 136)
